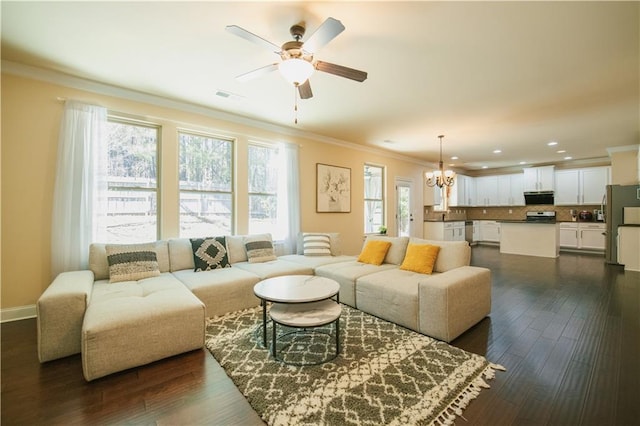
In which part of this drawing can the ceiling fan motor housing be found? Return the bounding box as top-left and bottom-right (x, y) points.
(280, 41), (312, 62)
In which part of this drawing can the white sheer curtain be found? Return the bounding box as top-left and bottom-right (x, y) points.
(51, 101), (107, 277)
(276, 142), (300, 255)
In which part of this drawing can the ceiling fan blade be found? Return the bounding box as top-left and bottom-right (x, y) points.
(298, 80), (313, 99)
(236, 63), (278, 82)
(226, 25), (282, 54)
(315, 61), (368, 82)
(302, 17), (345, 54)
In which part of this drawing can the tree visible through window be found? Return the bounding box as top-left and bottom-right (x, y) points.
(105, 119), (159, 243)
(248, 143), (281, 237)
(364, 164), (384, 233)
(179, 132), (233, 238)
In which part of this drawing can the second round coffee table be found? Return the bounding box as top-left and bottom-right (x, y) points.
(253, 275), (340, 349)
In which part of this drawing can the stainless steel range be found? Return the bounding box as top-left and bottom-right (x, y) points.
(525, 211), (556, 223)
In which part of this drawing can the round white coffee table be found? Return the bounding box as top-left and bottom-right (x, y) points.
(253, 275), (340, 352)
(270, 299), (341, 365)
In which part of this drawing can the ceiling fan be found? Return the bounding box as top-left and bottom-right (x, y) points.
(226, 17), (368, 100)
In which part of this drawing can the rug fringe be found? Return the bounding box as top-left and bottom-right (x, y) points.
(433, 363), (505, 426)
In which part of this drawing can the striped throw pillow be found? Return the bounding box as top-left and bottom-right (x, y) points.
(245, 235), (277, 263)
(105, 243), (160, 283)
(303, 233), (332, 256)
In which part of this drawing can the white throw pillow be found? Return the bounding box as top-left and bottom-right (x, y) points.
(302, 233), (331, 256)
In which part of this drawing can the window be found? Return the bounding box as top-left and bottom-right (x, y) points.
(364, 164), (385, 233)
(179, 132), (233, 238)
(105, 119), (159, 243)
(248, 143), (282, 238)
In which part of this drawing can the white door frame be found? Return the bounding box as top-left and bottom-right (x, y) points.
(395, 177), (417, 237)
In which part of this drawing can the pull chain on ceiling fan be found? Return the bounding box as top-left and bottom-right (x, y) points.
(226, 17), (368, 123)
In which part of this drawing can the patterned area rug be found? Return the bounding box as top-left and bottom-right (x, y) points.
(205, 305), (503, 426)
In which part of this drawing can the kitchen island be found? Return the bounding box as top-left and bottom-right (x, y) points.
(499, 220), (560, 258)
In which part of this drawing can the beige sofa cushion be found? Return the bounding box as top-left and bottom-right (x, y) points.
(409, 238), (470, 272)
(362, 235), (409, 265)
(82, 273), (204, 381)
(89, 240), (170, 281)
(226, 235), (248, 264)
(168, 238), (195, 272)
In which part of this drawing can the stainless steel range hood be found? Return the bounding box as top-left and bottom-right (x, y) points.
(524, 191), (554, 205)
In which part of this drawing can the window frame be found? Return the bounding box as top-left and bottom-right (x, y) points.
(247, 141), (281, 237)
(106, 115), (161, 242)
(364, 163), (386, 234)
(177, 129), (235, 237)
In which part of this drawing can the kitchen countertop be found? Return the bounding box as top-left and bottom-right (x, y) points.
(498, 220), (557, 224)
(619, 223), (640, 227)
(424, 219), (467, 222)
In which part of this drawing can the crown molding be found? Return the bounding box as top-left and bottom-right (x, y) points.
(607, 144), (640, 155)
(2, 60), (430, 168)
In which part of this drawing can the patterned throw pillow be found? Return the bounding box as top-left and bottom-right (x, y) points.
(105, 243), (161, 283)
(303, 233), (332, 256)
(245, 234), (277, 263)
(190, 237), (231, 272)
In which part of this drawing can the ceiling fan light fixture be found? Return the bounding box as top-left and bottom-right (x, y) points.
(278, 58), (314, 86)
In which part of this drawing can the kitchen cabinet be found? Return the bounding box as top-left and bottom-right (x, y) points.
(523, 166), (555, 192)
(554, 167), (610, 205)
(559, 222), (605, 250)
(472, 220), (480, 242)
(423, 221), (465, 241)
(475, 176), (499, 206)
(450, 175), (476, 207)
(618, 226), (640, 271)
(497, 174), (525, 206)
(478, 220), (500, 242)
(559, 222), (579, 248)
(424, 180), (436, 206)
(579, 223), (605, 250)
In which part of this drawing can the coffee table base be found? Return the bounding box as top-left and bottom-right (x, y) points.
(270, 300), (341, 366)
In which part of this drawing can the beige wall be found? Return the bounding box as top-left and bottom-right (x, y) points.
(1, 73), (426, 310)
(609, 146), (640, 185)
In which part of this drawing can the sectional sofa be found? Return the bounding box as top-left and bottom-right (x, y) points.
(37, 233), (491, 381)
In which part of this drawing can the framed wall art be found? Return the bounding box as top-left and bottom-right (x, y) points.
(316, 163), (351, 213)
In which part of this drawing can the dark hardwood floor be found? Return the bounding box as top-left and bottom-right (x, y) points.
(2, 245), (639, 425)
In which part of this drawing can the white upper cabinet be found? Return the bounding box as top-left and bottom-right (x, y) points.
(497, 174), (525, 206)
(450, 175), (476, 207)
(554, 166), (610, 205)
(581, 167), (610, 204)
(475, 176), (499, 206)
(523, 166), (555, 192)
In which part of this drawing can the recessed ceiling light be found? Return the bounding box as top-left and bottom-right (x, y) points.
(448, 163), (456, 167)
(519, 161), (527, 165)
(482, 166), (488, 169)
(451, 156), (459, 160)
(493, 149), (502, 154)
(557, 150), (566, 154)
(564, 156), (573, 160)
(383, 139), (395, 144)
(547, 141), (558, 146)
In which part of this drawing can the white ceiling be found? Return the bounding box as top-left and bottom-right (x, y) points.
(2, 1), (638, 171)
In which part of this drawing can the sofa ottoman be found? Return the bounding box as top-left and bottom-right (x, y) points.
(81, 273), (205, 381)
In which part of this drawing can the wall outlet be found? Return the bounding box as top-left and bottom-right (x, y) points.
(483, 209), (487, 214)
(509, 209), (513, 214)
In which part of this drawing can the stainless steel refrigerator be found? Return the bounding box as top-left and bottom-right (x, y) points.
(604, 184), (640, 264)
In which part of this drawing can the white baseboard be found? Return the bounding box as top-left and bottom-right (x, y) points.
(1, 304), (37, 323)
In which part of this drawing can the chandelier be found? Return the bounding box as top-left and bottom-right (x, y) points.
(425, 135), (456, 188)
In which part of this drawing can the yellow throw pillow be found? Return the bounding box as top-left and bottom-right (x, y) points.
(400, 243), (441, 274)
(357, 240), (392, 266)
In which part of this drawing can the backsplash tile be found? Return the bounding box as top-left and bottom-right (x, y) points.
(424, 205), (604, 222)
